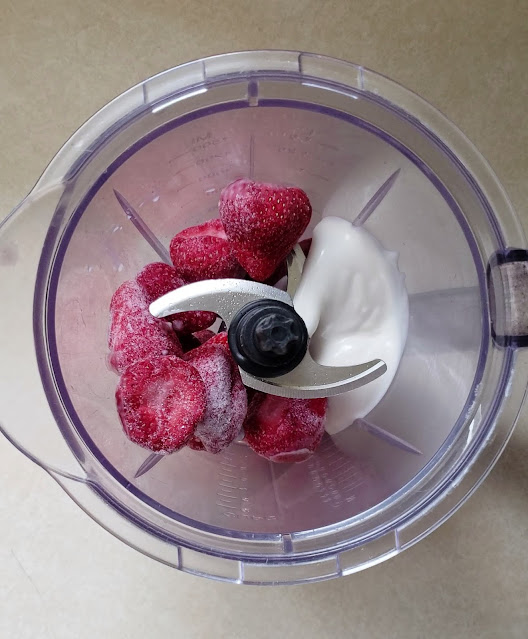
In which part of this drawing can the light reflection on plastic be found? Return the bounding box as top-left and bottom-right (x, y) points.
(301, 81), (360, 99)
(152, 88), (208, 113)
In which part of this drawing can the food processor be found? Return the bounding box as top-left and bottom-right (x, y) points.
(1, 50), (527, 584)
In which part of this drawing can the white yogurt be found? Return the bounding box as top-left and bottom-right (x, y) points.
(293, 216), (409, 434)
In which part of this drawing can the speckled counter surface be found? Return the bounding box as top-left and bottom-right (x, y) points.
(1, 1), (528, 637)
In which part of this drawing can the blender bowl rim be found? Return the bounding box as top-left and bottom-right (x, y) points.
(33, 89), (508, 561)
(0, 50), (516, 578)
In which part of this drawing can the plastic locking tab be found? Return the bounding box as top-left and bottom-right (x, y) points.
(488, 248), (528, 348)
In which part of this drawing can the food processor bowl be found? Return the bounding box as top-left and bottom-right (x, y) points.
(1, 51), (527, 584)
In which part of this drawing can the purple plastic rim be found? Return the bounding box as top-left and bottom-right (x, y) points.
(32, 76), (510, 562)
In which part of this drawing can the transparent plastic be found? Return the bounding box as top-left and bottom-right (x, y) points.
(0, 51), (526, 584)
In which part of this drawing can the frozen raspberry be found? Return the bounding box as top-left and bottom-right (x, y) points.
(136, 262), (216, 334)
(116, 356), (206, 453)
(244, 393), (327, 462)
(170, 219), (246, 283)
(108, 280), (182, 374)
(186, 343), (247, 453)
(219, 179), (312, 281)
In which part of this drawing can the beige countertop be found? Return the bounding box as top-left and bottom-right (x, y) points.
(1, 1), (528, 637)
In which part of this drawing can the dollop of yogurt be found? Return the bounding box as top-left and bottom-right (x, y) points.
(293, 216), (409, 434)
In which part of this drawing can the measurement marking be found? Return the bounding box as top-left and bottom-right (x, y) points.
(329, 460), (350, 473)
(306, 172), (330, 182)
(168, 181), (194, 192)
(171, 164), (195, 176)
(344, 478), (365, 492)
(218, 473), (235, 480)
(168, 148), (192, 163)
(318, 141), (340, 151)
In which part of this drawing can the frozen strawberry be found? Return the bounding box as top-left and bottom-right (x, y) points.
(193, 329), (216, 345)
(116, 356), (206, 453)
(136, 262), (216, 334)
(205, 331), (229, 349)
(109, 279), (143, 317)
(187, 436), (206, 451)
(182, 330), (230, 358)
(244, 386), (257, 406)
(178, 333), (201, 353)
(186, 343), (247, 453)
(170, 219), (246, 283)
(178, 328), (216, 353)
(265, 237), (313, 286)
(136, 262), (183, 302)
(244, 393), (327, 462)
(299, 237), (313, 255)
(170, 311), (217, 335)
(174, 217), (227, 241)
(108, 280), (183, 374)
(193, 330), (241, 361)
(219, 179), (312, 281)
